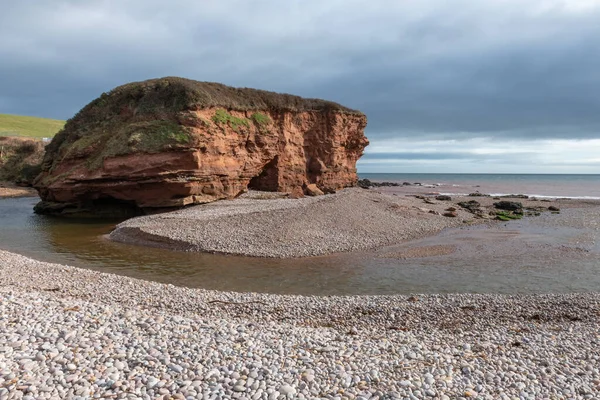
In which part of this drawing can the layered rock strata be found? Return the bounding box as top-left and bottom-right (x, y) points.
(33, 77), (368, 216)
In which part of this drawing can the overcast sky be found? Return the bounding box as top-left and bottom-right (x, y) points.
(2, 0), (600, 173)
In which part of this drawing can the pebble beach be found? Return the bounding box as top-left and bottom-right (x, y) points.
(3, 1), (600, 398)
(2, 250), (600, 399)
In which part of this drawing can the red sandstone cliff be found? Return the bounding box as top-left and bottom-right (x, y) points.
(34, 78), (368, 216)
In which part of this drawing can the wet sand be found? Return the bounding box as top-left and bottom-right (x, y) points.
(373, 186), (600, 259)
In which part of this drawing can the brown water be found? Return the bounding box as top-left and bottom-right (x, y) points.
(1, 196), (600, 295)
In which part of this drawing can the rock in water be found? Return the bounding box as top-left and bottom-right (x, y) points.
(493, 201), (523, 211)
(33, 77), (368, 216)
(458, 200), (481, 213)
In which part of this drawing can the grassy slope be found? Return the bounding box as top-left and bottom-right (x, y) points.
(0, 114), (65, 138)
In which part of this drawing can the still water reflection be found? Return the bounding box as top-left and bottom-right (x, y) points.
(1, 197), (599, 295)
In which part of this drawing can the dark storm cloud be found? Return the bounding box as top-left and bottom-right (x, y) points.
(2, 0), (600, 142)
(313, 35), (600, 140)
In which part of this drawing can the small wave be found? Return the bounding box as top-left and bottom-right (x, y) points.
(438, 192), (600, 200)
(422, 183), (447, 188)
(505, 194), (600, 200)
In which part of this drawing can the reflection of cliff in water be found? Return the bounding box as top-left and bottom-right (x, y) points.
(41, 222), (364, 295)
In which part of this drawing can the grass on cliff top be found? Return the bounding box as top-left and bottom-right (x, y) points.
(105, 77), (363, 114)
(0, 114), (65, 138)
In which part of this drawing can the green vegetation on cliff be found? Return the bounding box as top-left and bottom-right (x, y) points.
(250, 112), (272, 126)
(211, 109), (250, 132)
(63, 120), (192, 171)
(0, 114), (65, 138)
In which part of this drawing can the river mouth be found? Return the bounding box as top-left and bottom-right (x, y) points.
(1, 196), (600, 295)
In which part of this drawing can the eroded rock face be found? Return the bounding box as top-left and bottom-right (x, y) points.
(34, 77), (368, 216)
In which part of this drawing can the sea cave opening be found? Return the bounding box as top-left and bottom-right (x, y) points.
(248, 157), (279, 192)
(87, 196), (144, 218)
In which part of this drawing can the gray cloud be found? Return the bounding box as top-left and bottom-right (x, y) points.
(360, 151), (543, 166)
(361, 152), (513, 161)
(2, 0), (600, 147)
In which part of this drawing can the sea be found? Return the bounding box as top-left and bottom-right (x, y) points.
(359, 173), (600, 199)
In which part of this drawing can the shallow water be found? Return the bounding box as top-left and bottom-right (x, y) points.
(2, 196), (600, 295)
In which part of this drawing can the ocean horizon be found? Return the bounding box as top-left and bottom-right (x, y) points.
(358, 172), (600, 199)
